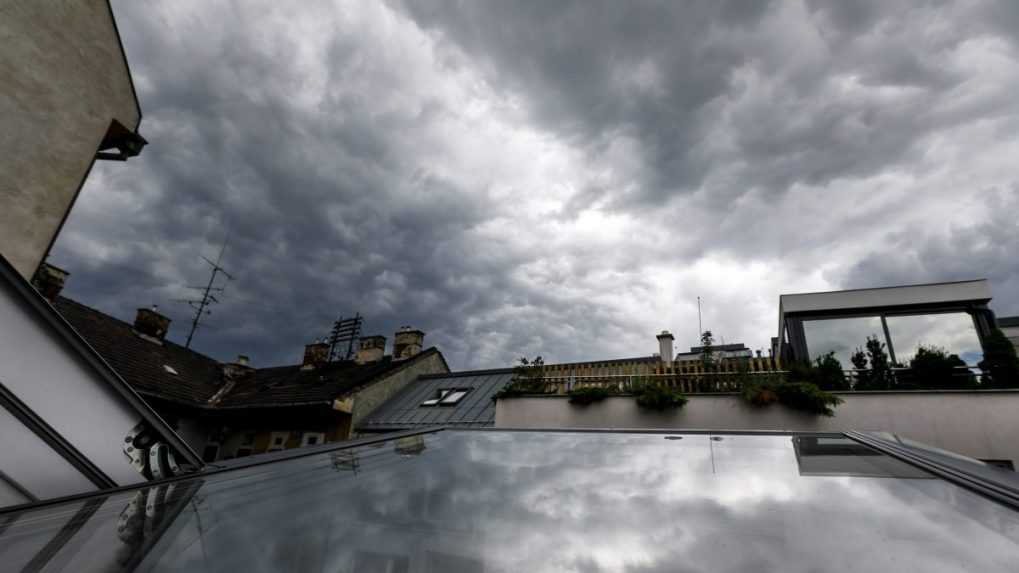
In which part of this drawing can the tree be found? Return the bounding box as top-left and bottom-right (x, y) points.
(979, 328), (1019, 388)
(813, 352), (849, 391)
(850, 348), (870, 389)
(853, 336), (894, 390)
(700, 330), (715, 370)
(910, 345), (972, 389)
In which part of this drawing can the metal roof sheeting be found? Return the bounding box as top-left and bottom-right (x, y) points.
(357, 369), (513, 431)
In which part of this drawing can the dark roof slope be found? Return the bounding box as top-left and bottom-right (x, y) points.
(54, 296), (222, 404)
(357, 368), (513, 432)
(54, 296), (446, 410)
(216, 348), (445, 409)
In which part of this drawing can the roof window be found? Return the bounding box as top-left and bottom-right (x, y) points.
(421, 388), (470, 407)
(163, 364), (179, 375)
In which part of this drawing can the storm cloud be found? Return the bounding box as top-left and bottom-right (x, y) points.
(51, 0), (1019, 369)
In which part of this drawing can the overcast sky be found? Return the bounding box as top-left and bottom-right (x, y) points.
(52, 0), (1019, 369)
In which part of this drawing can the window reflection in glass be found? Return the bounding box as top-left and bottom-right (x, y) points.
(886, 313), (983, 366)
(803, 316), (886, 367)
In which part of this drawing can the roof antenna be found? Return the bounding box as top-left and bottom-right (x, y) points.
(177, 234), (233, 348)
(327, 313), (364, 362)
(697, 296), (703, 337)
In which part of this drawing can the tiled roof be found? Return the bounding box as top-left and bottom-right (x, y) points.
(357, 368), (513, 431)
(215, 348), (445, 409)
(54, 296), (445, 410)
(54, 297), (222, 405)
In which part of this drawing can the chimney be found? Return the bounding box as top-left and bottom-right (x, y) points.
(222, 355), (254, 384)
(31, 263), (69, 303)
(355, 335), (386, 365)
(656, 330), (674, 366)
(134, 306), (171, 343)
(393, 326), (425, 360)
(302, 340), (329, 370)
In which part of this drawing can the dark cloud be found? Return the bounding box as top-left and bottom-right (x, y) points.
(50, 1), (1019, 369)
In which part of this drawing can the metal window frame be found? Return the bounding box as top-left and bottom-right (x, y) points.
(0, 254), (203, 470)
(0, 380), (115, 490)
(4, 425), (1019, 519)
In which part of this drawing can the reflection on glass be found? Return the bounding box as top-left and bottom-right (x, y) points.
(803, 316), (886, 367)
(792, 436), (931, 478)
(886, 313), (983, 366)
(2, 431), (1019, 572)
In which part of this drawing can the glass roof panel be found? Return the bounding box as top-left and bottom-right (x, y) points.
(2, 430), (1018, 572)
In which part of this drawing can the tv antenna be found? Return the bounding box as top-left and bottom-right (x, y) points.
(327, 313), (363, 362)
(177, 240), (233, 349)
(697, 296), (703, 337)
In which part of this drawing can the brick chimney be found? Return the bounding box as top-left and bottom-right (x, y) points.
(222, 354), (254, 384)
(134, 306), (171, 344)
(31, 263), (69, 303)
(355, 335), (386, 365)
(393, 327), (425, 360)
(302, 341), (329, 370)
(657, 330), (674, 366)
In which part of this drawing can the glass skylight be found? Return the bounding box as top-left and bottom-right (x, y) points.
(2, 430), (1018, 571)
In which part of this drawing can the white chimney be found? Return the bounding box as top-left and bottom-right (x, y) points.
(656, 330), (674, 366)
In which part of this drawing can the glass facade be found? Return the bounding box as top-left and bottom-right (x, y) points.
(803, 312), (983, 367)
(2, 430), (1019, 572)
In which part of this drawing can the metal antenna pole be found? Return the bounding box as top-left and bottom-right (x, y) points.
(697, 296), (703, 337)
(179, 239), (233, 349)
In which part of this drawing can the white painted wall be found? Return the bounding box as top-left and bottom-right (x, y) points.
(780, 280), (990, 314)
(496, 391), (1019, 465)
(0, 285), (147, 490)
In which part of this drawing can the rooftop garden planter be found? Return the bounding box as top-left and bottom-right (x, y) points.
(634, 384), (688, 411)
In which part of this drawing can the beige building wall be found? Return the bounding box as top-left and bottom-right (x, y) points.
(350, 351), (450, 431)
(0, 0), (141, 277)
(496, 391), (1019, 465)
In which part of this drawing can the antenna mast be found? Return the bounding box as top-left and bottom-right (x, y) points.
(178, 241), (233, 349)
(697, 296), (703, 337)
(327, 313), (363, 362)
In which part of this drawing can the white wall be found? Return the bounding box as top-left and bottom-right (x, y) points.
(496, 392), (1019, 464)
(0, 283), (147, 492)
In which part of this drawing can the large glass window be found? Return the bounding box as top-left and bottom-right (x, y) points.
(803, 316), (886, 368)
(886, 313), (983, 366)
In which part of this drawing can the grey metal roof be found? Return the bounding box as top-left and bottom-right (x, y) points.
(357, 368), (513, 431)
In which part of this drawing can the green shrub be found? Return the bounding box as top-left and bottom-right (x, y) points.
(979, 328), (1019, 388)
(567, 386), (615, 405)
(909, 345), (973, 389)
(635, 384), (688, 411)
(774, 382), (843, 416)
(741, 379), (842, 416)
(494, 355), (549, 400)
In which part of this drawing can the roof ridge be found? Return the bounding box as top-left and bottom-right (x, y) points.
(56, 295), (223, 365)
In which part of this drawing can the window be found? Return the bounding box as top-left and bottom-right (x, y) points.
(301, 432), (325, 447)
(201, 444), (220, 463)
(268, 431), (289, 452)
(439, 389), (470, 405)
(421, 389), (452, 406)
(421, 388), (470, 407)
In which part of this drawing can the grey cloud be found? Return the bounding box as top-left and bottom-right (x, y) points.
(836, 187), (1019, 316)
(48, 1), (1019, 369)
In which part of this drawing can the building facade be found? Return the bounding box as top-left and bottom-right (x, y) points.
(1, 0), (147, 279)
(36, 268), (448, 461)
